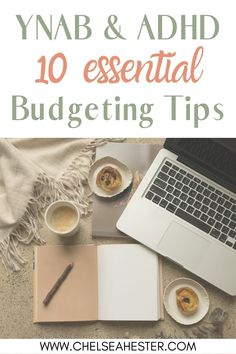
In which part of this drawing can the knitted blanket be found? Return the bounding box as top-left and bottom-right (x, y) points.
(0, 138), (122, 271)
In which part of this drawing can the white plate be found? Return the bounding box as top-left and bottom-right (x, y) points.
(88, 156), (133, 198)
(164, 277), (209, 325)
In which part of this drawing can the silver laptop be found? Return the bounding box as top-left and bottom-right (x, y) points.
(117, 139), (236, 295)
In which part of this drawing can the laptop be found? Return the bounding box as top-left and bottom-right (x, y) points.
(117, 139), (236, 295)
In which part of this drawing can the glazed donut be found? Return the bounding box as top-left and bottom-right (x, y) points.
(176, 287), (199, 315)
(96, 166), (122, 192)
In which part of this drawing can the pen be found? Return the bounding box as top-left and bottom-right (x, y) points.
(43, 262), (73, 306)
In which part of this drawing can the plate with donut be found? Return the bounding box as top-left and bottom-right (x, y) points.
(88, 156), (133, 198)
(164, 277), (209, 325)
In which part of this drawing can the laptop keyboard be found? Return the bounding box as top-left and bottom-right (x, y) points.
(145, 159), (236, 250)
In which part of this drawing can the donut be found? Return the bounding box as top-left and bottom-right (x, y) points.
(96, 166), (122, 192)
(176, 287), (199, 315)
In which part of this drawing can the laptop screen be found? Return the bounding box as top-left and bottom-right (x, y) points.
(165, 139), (236, 193)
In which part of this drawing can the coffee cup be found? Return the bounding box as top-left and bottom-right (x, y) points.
(45, 200), (80, 237)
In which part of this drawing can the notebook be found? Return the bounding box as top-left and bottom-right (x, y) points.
(33, 244), (163, 323)
(92, 143), (161, 237)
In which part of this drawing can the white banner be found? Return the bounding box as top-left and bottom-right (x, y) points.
(0, 0), (235, 137)
(0, 339), (235, 354)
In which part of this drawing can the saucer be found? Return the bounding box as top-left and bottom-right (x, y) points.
(164, 277), (209, 325)
(88, 156), (133, 198)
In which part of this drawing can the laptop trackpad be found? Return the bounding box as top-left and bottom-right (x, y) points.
(158, 222), (211, 268)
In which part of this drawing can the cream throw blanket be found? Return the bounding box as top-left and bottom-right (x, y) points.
(0, 138), (122, 271)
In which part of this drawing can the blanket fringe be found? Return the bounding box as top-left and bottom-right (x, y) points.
(0, 138), (125, 271)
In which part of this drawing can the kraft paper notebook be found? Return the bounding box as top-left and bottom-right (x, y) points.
(33, 244), (163, 323)
(92, 142), (161, 238)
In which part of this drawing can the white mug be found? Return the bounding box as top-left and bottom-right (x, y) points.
(44, 200), (80, 237)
